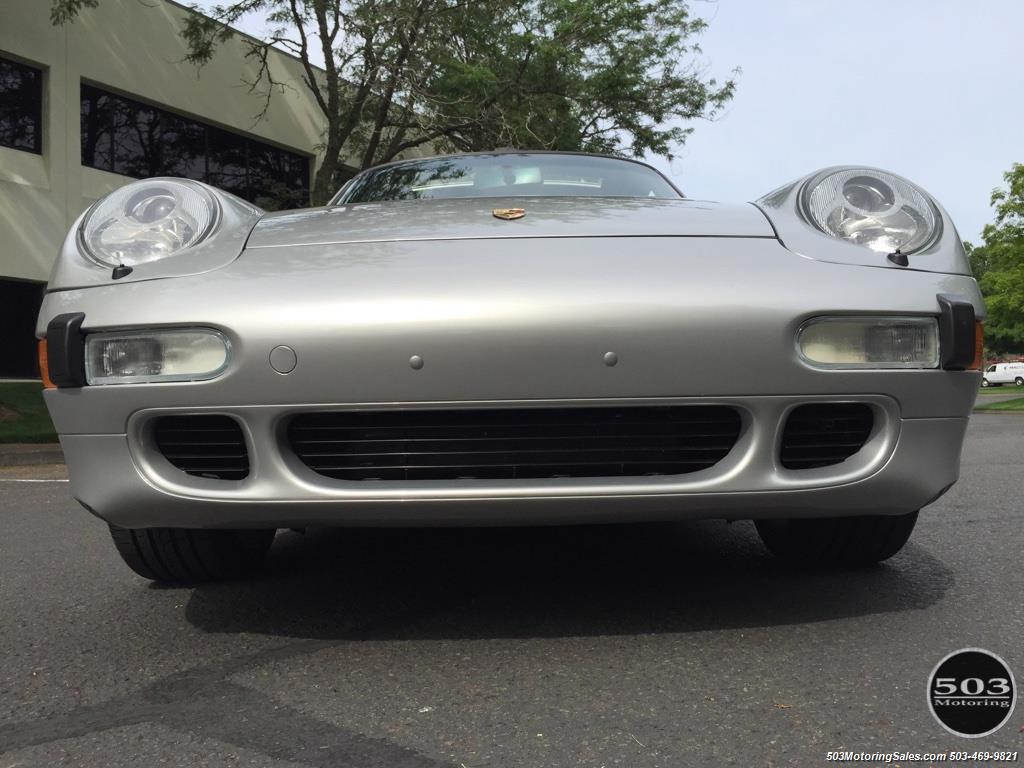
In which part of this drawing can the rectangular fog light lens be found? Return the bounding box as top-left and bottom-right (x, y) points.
(799, 317), (938, 369)
(85, 330), (229, 385)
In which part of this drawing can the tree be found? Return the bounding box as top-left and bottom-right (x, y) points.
(965, 163), (1024, 355)
(52, 0), (736, 204)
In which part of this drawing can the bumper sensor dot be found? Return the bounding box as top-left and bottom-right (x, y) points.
(269, 345), (297, 374)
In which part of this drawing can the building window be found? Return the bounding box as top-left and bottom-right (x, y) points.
(0, 56), (43, 154)
(80, 83), (310, 210)
(0, 278), (45, 378)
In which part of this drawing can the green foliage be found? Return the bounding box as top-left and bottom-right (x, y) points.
(0, 384), (57, 444)
(422, 0), (736, 160)
(51, 0), (736, 204)
(50, 0), (99, 25)
(978, 384), (1024, 395)
(973, 396), (1024, 412)
(965, 163), (1024, 355)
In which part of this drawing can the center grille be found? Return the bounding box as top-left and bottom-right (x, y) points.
(154, 415), (250, 480)
(288, 405), (742, 481)
(780, 403), (874, 470)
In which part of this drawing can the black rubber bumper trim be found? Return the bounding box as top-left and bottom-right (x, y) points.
(46, 312), (87, 387)
(937, 294), (976, 371)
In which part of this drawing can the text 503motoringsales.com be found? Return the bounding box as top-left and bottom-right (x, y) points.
(825, 751), (1019, 763)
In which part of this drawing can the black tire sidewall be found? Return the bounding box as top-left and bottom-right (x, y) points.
(755, 512), (918, 567)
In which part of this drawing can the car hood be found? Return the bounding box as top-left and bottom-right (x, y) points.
(245, 197), (775, 248)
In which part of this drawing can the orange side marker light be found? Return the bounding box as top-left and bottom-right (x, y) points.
(970, 322), (984, 371)
(38, 339), (56, 389)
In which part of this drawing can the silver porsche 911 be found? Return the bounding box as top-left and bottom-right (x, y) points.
(37, 151), (984, 583)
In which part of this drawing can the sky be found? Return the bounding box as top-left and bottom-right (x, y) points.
(655, 0), (1023, 243)
(205, 0), (1022, 243)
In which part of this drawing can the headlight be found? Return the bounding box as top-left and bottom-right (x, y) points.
(79, 179), (219, 267)
(798, 317), (939, 369)
(85, 329), (230, 385)
(799, 168), (941, 254)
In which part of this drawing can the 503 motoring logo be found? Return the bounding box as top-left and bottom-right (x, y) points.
(928, 648), (1017, 738)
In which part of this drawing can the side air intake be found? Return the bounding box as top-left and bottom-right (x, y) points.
(153, 415), (249, 480)
(780, 403), (874, 470)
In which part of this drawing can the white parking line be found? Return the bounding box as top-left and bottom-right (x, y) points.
(0, 478), (69, 483)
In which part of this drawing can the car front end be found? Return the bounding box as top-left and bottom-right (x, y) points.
(36, 153), (985, 579)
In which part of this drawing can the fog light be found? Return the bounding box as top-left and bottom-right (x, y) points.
(798, 317), (938, 368)
(85, 329), (229, 384)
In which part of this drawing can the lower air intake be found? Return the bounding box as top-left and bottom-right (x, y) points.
(153, 415), (249, 480)
(288, 405), (742, 481)
(780, 403), (874, 470)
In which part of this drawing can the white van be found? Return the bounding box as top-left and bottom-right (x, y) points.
(981, 362), (1024, 387)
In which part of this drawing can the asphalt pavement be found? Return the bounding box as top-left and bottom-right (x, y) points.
(1, 415), (1022, 767)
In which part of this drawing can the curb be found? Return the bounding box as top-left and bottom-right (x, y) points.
(0, 444), (65, 467)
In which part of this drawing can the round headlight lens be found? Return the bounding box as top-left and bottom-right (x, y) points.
(800, 168), (941, 254)
(79, 179), (218, 267)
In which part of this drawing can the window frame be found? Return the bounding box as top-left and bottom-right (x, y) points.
(0, 53), (44, 155)
(330, 152), (684, 206)
(79, 81), (312, 210)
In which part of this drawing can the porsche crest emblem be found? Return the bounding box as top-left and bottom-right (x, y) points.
(492, 207), (526, 220)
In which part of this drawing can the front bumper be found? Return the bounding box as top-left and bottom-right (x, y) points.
(59, 395), (967, 529)
(39, 236), (981, 528)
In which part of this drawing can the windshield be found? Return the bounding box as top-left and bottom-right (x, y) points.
(337, 153), (681, 204)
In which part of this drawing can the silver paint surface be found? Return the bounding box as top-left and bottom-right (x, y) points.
(246, 197), (775, 249)
(36, 170), (985, 529)
(269, 345), (297, 375)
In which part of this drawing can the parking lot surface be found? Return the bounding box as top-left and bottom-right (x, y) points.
(1, 414), (1022, 766)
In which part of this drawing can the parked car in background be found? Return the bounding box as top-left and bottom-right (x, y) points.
(36, 152), (985, 583)
(981, 362), (1024, 387)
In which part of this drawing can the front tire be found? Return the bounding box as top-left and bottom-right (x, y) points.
(109, 526), (275, 584)
(755, 512), (918, 567)
(981, 378), (990, 387)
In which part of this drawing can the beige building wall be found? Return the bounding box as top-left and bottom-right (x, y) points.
(0, 0), (328, 283)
